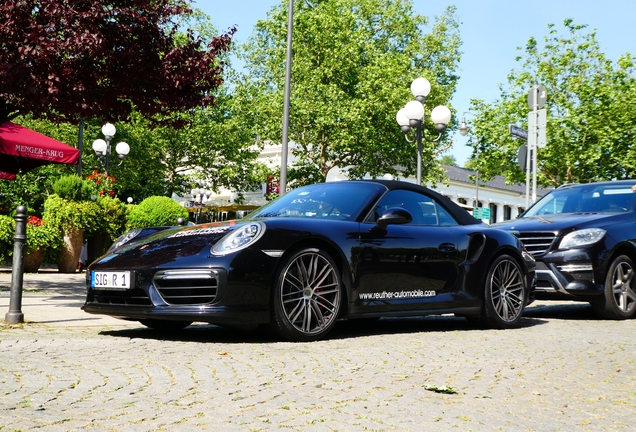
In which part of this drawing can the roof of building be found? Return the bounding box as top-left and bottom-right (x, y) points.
(442, 164), (554, 196)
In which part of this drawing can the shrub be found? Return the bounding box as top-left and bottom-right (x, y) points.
(86, 170), (117, 197)
(127, 196), (188, 229)
(0, 215), (14, 263)
(43, 194), (102, 235)
(26, 217), (61, 252)
(0, 214), (62, 263)
(96, 196), (128, 241)
(52, 175), (93, 202)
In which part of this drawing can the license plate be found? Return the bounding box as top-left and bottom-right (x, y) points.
(91, 271), (132, 290)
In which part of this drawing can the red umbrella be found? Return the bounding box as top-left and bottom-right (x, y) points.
(0, 121), (80, 179)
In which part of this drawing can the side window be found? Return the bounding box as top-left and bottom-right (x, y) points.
(368, 189), (457, 226)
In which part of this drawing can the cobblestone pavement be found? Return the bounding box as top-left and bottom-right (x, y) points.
(1, 271), (635, 430)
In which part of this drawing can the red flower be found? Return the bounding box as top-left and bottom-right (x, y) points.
(27, 216), (44, 226)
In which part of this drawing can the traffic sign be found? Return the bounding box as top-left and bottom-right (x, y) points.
(509, 124), (528, 141)
(537, 108), (547, 148)
(473, 207), (490, 220)
(517, 144), (528, 171)
(528, 85), (547, 109)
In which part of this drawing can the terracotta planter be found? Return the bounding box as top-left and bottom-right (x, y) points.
(23, 248), (45, 273)
(58, 228), (84, 273)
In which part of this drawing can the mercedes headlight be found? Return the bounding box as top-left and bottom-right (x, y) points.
(211, 222), (265, 256)
(559, 228), (606, 249)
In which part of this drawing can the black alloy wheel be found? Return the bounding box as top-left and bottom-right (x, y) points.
(480, 254), (527, 329)
(594, 255), (636, 320)
(270, 248), (343, 342)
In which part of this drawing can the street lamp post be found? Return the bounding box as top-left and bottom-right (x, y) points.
(458, 112), (479, 206)
(396, 78), (452, 185)
(92, 123), (130, 176)
(190, 188), (211, 224)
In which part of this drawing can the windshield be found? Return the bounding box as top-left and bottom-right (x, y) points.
(523, 183), (636, 217)
(249, 182), (382, 221)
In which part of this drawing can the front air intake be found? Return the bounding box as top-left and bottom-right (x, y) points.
(153, 269), (219, 305)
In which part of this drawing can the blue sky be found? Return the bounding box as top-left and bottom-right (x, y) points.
(194, 0), (636, 165)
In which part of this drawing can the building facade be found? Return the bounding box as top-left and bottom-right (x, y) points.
(182, 142), (552, 224)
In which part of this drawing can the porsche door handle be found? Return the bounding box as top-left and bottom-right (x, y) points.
(438, 243), (456, 253)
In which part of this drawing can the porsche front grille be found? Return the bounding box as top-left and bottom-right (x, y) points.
(516, 231), (557, 256)
(87, 288), (152, 306)
(153, 270), (219, 305)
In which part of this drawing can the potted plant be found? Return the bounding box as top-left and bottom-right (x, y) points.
(43, 175), (101, 273)
(23, 216), (61, 272)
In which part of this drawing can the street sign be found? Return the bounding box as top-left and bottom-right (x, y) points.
(473, 207), (490, 220)
(509, 124), (528, 141)
(537, 108), (547, 148)
(528, 85), (547, 109)
(517, 144), (528, 171)
(527, 112), (536, 149)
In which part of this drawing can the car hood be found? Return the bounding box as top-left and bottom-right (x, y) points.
(493, 212), (626, 232)
(92, 221), (243, 269)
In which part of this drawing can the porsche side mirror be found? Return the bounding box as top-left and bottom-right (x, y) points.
(376, 207), (413, 229)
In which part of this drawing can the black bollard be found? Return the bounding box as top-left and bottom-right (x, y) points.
(176, 217), (187, 226)
(5, 205), (27, 324)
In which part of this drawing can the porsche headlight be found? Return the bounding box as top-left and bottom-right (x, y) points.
(559, 228), (606, 249)
(108, 228), (143, 252)
(211, 222), (265, 256)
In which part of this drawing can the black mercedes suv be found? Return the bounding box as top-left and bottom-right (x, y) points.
(493, 180), (636, 320)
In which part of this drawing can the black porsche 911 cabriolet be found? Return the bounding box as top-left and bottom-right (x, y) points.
(83, 180), (536, 341)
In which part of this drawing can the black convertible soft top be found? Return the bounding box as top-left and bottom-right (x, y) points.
(362, 179), (482, 226)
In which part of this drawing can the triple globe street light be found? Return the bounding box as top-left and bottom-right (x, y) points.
(92, 123), (130, 176)
(396, 77), (452, 185)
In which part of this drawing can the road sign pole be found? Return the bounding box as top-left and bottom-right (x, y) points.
(525, 85), (547, 208)
(532, 86), (538, 203)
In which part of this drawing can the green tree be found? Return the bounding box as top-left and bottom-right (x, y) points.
(438, 154), (457, 167)
(0, 0), (234, 123)
(468, 20), (636, 187)
(235, 0), (461, 186)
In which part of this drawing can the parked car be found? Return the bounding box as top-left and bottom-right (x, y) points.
(83, 180), (535, 341)
(493, 180), (636, 320)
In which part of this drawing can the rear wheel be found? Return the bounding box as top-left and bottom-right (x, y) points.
(479, 254), (527, 329)
(139, 319), (192, 331)
(593, 255), (636, 319)
(270, 248), (342, 342)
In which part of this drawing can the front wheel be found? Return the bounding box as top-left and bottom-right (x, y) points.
(479, 254), (527, 329)
(593, 255), (636, 320)
(270, 248), (343, 342)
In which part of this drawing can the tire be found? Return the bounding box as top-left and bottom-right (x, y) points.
(595, 255), (636, 320)
(480, 254), (527, 329)
(139, 319), (192, 331)
(270, 248), (343, 342)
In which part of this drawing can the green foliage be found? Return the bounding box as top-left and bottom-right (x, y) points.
(0, 215), (62, 263)
(52, 175), (92, 201)
(126, 196), (188, 229)
(96, 196), (128, 241)
(439, 155), (458, 167)
(469, 20), (636, 186)
(235, 0), (462, 186)
(43, 195), (101, 234)
(0, 215), (13, 262)
(26, 223), (61, 253)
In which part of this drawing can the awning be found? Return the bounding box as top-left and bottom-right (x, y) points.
(0, 121), (81, 179)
